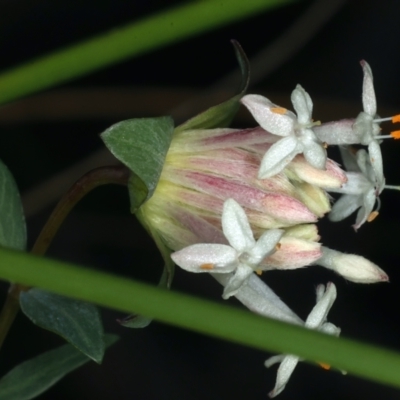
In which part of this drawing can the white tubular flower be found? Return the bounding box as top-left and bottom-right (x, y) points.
(328, 147), (400, 230)
(265, 283), (340, 398)
(314, 60), (400, 189)
(241, 85), (327, 179)
(171, 198), (284, 299)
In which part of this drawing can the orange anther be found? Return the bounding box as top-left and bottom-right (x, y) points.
(318, 362), (331, 370)
(270, 107), (287, 115)
(323, 142), (328, 149)
(390, 130), (400, 139)
(392, 114), (400, 123)
(200, 263), (214, 270)
(256, 269), (263, 276)
(275, 243), (282, 250)
(367, 211), (379, 222)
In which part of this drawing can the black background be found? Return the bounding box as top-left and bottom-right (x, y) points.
(1, 1), (400, 399)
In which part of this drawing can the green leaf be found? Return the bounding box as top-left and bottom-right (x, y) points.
(20, 289), (105, 363)
(0, 334), (118, 400)
(174, 40), (250, 134)
(0, 159), (26, 251)
(101, 117), (175, 212)
(118, 208), (175, 328)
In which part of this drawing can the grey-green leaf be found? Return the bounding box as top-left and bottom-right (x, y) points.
(100, 116), (175, 212)
(0, 159), (26, 251)
(0, 334), (118, 400)
(20, 289), (105, 363)
(174, 40), (250, 133)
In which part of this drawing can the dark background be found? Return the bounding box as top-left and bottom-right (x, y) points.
(1, 0), (400, 399)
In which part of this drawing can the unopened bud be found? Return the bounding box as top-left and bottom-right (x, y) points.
(316, 247), (389, 283)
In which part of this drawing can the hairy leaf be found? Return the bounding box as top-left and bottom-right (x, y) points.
(0, 334), (118, 400)
(101, 116), (174, 211)
(20, 289), (104, 363)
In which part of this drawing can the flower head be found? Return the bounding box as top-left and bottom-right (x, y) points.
(241, 85), (327, 178)
(265, 282), (340, 398)
(171, 198), (284, 299)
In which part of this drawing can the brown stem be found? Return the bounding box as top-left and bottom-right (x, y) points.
(0, 165), (130, 349)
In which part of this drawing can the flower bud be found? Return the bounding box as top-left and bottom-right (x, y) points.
(316, 247), (388, 283)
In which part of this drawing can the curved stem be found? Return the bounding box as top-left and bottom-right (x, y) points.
(0, 165), (130, 349)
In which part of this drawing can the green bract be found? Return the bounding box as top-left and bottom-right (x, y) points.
(101, 116), (175, 212)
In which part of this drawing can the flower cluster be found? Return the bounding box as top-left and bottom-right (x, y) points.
(140, 60), (394, 396)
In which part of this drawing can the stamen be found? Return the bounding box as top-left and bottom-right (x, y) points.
(275, 243), (282, 251)
(200, 263), (214, 270)
(318, 362), (331, 371)
(323, 142), (328, 149)
(374, 116), (393, 123)
(367, 211), (379, 222)
(374, 114), (400, 123)
(255, 269), (263, 276)
(270, 107), (287, 115)
(390, 130), (400, 139)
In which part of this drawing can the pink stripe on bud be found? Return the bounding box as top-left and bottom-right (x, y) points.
(163, 168), (317, 225)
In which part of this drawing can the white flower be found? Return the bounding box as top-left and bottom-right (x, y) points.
(328, 146), (400, 230)
(241, 85), (327, 179)
(171, 198), (284, 299)
(313, 60), (400, 189)
(265, 282), (340, 398)
(328, 147), (379, 230)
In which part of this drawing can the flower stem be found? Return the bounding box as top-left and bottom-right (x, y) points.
(0, 165), (130, 349)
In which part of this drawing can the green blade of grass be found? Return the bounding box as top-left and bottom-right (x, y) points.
(0, 247), (399, 392)
(0, 0), (292, 105)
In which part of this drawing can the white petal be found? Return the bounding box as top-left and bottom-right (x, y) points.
(241, 94), (296, 136)
(171, 243), (238, 273)
(339, 146), (360, 172)
(258, 136), (301, 179)
(305, 282), (336, 329)
(368, 140), (384, 191)
(213, 273), (303, 325)
(268, 355), (299, 398)
(248, 229), (284, 265)
(361, 60), (377, 116)
(353, 189), (376, 230)
(290, 84), (313, 125)
(302, 139), (327, 170)
(356, 148), (370, 177)
(222, 198), (255, 252)
(329, 194), (361, 222)
(222, 264), (254, 299)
